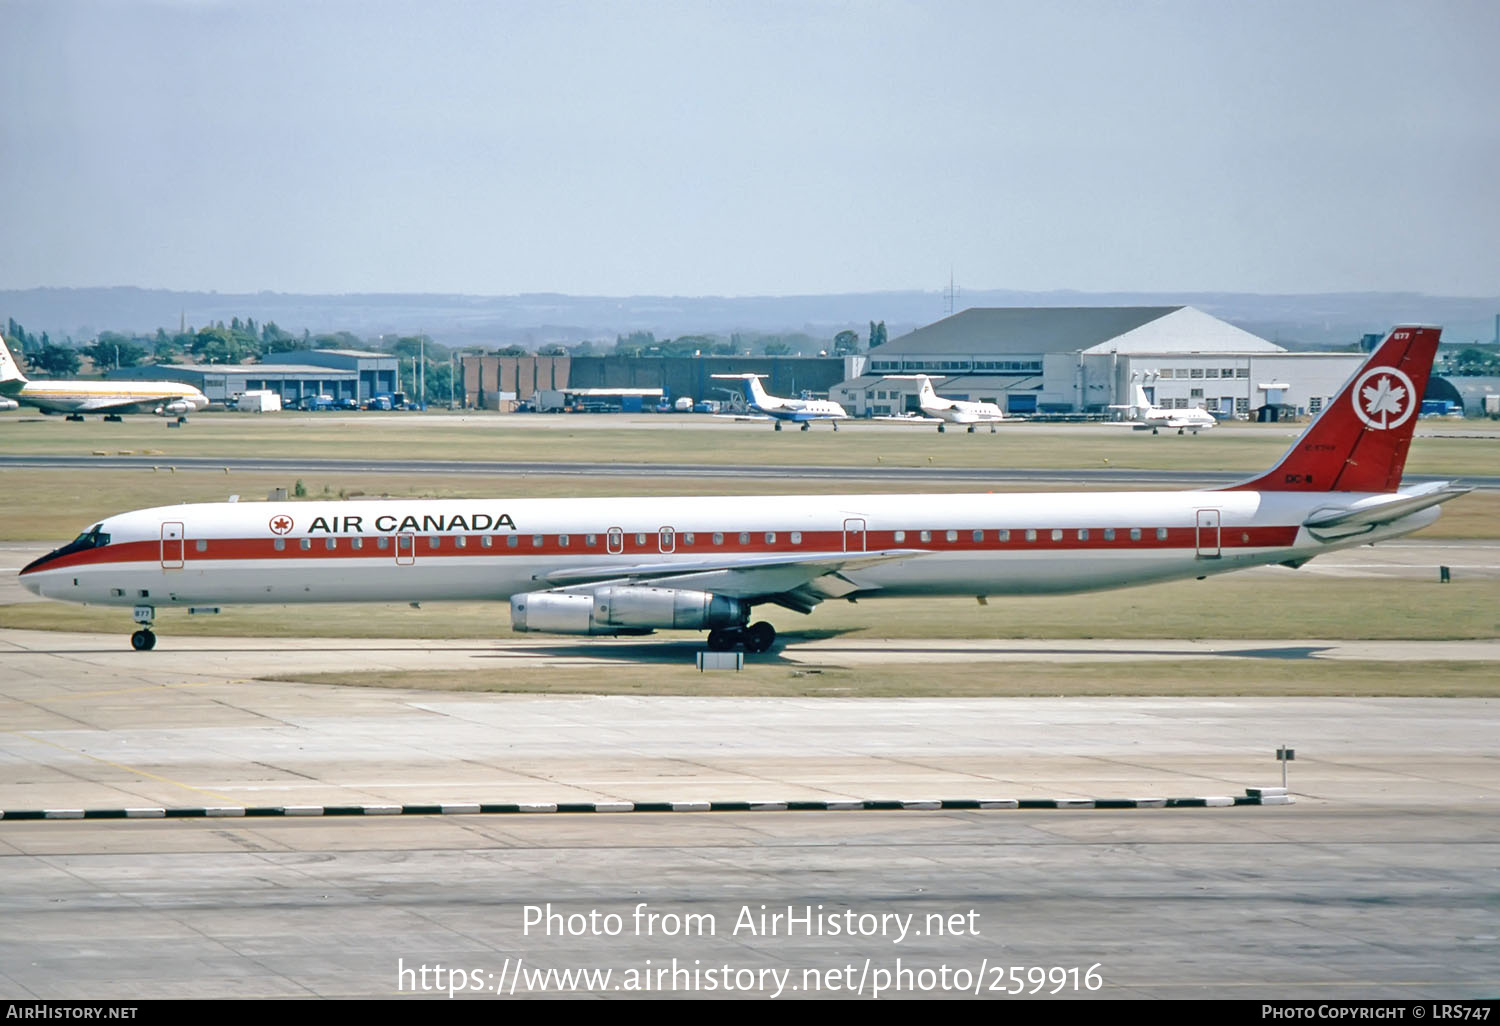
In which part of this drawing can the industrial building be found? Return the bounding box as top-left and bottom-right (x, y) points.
(108, 349), (398, 406)
(834, 306), (1365, 419)
(463, 354), (845, 411)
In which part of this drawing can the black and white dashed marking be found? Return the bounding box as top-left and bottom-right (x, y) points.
(0, 789), (1292, 820)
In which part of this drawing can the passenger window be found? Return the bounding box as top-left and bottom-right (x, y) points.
(894, 530), (906, 542)
(1129, 528), (1141, 541)
(325, 538), (337, 550)
(533, 535), (544, 548)
(739, 532), (750, 545)
(586, 534), (597, 547)
(1156, 527), (1168, 541)
(1103, 529), (1115, 541)
(636, 533), (647, 547)
(378, 536), (390, 550)
(920, 530), (931, 542)
(997, 530), (1010, 542)
(274, 538), (286, 551)
(946, 530), (958, 542)
(454, 536), (465, 549)
(429, 536), (440, 549)
(1051, 529), (1063, 541)
(300, 538), (311, 551)
(194, 539), (207, 553)
(790, 531), (801, 545)
(558, 535), (569, 547)
(1025, 529), (1037, 542)
(683, 533), (695, 545)
(352, 537), (363, 550)
(482, 535), (493, 548)
(1077, 529), (1089, 541)
(713, 533), (724, 545)
(507, 535), (519, 548)
(972, 530), (983, 543)
(764, 532), (776, 544)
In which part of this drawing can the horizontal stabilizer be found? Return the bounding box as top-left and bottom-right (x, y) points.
(1303, 482), (1471, 539)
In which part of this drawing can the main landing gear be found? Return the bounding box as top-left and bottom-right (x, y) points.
(706, 621), (776, 654)
(130, 604), (156, 651)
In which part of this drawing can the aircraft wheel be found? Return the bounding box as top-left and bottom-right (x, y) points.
(1151, 427), (1159, 435)
(967, 425), (975, 433)
(130, 629), (156, 652)
(799, 422), (809, 432)
(937, 423), (945, 433)
(743, 621), (776, 653)
(832, 422), (838, 431)
(774, 422), (783, 431)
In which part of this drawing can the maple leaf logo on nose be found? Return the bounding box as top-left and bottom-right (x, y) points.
(1360, 375), (1407, 427)
(269, 516), (293, 535)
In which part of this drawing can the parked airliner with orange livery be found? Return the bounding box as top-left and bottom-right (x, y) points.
(21, 327), (1462, 653)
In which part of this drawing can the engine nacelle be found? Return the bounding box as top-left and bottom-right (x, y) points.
(510, 586), (747, 636)
(155, 400), (194, 416)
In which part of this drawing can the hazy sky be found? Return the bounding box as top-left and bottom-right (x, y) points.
(2, 0), (1497, 297)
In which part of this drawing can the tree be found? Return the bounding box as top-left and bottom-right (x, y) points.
(30, 344), (81, 376)
(869, 321), (887, 349)
(1452, 347), (1500, 376)
(764, 340), (792, 356)
(191, 325), (244, 364)
(83, 333), (147, 370)
(833, 330), (859, 356)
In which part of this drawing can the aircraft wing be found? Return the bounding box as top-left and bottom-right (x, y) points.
(1303, 482), (1471, 539)
(535, 548), (928, 611)
(65, 396), (165, 413)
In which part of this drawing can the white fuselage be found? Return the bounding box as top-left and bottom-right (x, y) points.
(11, 380), (210, 416)
(21, 489), (1437, 612)
(922, 396), (1007, 425)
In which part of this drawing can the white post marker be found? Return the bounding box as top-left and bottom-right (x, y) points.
(1277, 745), (1295, 790)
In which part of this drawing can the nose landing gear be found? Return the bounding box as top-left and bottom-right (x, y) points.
(130, 604), (156, 651)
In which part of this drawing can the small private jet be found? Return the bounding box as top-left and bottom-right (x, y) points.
(1110, 381), (1218, 434)
(711, 373), (847, 430)
(881, 374), (1017, 432)
(0, 339), (209, 421)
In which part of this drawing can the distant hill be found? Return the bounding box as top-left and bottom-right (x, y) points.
(2, 285), (1495, 350)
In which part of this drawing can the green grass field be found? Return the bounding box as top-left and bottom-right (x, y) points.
(3, 409), (1498, 475)
(275, 659), (1500, 699)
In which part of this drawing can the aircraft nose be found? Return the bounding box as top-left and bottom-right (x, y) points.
(18, 566), (43, 596)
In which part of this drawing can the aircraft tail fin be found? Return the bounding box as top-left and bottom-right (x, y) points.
(1224, 326), (1441, 494)
(0, 337), (29, 387)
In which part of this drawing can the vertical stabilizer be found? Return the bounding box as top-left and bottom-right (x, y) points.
(1225, 326), (1440, 494)
(0, 338), (29, 387)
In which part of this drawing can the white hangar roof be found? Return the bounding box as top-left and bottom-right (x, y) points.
(877, 305), (1284, 357)
(1080, 306), (1285, 355)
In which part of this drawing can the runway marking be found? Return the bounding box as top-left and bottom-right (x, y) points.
(0, 790), (1292, 820)
(6, 730), (237, 804)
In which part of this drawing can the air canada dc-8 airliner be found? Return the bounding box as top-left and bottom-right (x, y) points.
(21, 327), (1464, 653)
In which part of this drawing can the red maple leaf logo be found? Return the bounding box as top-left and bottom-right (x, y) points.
(269, 515), (294, 535)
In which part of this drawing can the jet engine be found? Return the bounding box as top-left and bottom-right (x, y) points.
(510, 586), (746, 636)
(155, 399), (195, 416)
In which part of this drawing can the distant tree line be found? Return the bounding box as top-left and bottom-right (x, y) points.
(2, 313), (892, 404)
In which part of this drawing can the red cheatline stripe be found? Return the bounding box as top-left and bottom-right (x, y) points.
(25, 525), (1302, 573)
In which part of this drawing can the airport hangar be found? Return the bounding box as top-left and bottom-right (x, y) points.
(107, 348), (399, 406)
(833, 306), (1366, 419)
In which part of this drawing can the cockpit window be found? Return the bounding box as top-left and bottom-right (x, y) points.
(71, 525), (111, 549)
(22, 523), (112, 574)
